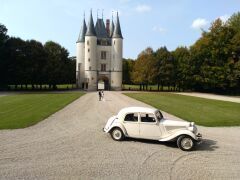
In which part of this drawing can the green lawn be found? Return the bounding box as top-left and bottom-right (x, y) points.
(0, 92), (84, 129)
(124, 93), (240, 127)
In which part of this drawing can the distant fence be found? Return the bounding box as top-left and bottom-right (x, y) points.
(122, 84), (182, 92)
(5, 84), (77, 91)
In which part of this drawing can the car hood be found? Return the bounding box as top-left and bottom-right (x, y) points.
(161, 118), (192, 132)
(161, 118), (190, 127)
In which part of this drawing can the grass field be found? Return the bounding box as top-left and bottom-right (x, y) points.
(124, 92), (240, 127)
(0, 92), (84, 129)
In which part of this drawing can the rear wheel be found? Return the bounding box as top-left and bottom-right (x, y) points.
(177, 135), (195, 151)
(111, 128), (124, 141)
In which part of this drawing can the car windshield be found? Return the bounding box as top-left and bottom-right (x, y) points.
(156, 111), (163, 121)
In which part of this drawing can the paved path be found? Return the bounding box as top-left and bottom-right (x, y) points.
(0, 92), (240, 179)
(176, 92), (240, 103)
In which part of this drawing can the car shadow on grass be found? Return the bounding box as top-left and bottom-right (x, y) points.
(125, 138), (218, 151)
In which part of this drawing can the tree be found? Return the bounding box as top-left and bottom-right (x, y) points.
(3, 37), (26, 87)
(172, 47), (191, 91)
(24, 40), (47, 88)
(155, 47), (175, 90)
(138, 47), (154, 58)
(0, 24), (9, 88)
(227, 12), (240, 33)
(132, 54), (157, 89)
(122, 58), (134, 84)
(44, 41), (71, 89)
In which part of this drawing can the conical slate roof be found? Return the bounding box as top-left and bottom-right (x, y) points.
(109, 18), (115, 38)
(112, 12), (123, 39)
(95, 18), (108, 38)
(86, 11), (96, 36)
(77, 18), (87, 43)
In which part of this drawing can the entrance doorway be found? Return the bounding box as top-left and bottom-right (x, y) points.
(98, 76), (110, 90)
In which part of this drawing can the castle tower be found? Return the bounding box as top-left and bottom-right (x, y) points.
(76, 10), (123, 91)
(76, 15), (87, 88)
(84, 10), (97, 90)
(111, 12), (123, 90)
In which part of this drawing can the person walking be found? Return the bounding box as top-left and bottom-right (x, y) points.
(101, 90), (104, 101)
(98, 91), (102, 101)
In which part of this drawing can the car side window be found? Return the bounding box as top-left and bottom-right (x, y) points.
(124, 113), (138, 122)
(140, 113), (156, 123)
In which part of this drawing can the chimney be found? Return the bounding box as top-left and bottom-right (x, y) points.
(106, 19), (110, 36)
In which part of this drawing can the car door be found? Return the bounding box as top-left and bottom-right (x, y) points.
(139, 113), (161, 140)
(123, 113), (140, 138)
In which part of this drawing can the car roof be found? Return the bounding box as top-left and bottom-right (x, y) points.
(118, 107), (158, 116)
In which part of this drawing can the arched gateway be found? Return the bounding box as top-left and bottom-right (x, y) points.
(98, 76), (110, 90)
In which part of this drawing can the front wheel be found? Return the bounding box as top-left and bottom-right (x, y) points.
(111, 128), (124, 141)
(177, 135), (195, 151)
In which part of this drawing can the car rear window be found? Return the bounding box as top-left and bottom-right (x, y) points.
(140, 113), (156, 123)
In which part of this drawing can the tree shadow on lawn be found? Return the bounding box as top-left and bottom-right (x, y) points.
(125, 138), (218, 151)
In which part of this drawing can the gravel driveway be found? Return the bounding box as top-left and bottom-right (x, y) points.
(0, 91), (240, 179)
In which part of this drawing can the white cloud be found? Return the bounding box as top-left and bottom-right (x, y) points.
(191, 18), (209, 29)
(152, 26), (166, 33)
(135, 4), (151, 13)
(219, 14), (230, 23)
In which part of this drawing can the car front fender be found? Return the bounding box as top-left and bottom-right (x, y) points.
(159, 130), (197, 142)
(106, 122), (128, 136)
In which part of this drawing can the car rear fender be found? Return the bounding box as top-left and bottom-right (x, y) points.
(107, 122), (127, 136)
(159, 130), (196, 142)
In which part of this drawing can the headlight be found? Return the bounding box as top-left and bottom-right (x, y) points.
(188, 126), (194, 132)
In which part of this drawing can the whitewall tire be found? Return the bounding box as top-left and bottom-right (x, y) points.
(111, 128), (124, 141)
(177, 135), (195, 151)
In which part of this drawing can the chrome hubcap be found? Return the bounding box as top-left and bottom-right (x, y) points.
(181, 137), (193, 150)
(113, 130), (121, 139)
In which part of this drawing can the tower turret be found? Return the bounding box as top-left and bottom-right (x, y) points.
(109, 16), (115, 37)
(111, 12), (123, 90)
(85, 10), (97, 90)
(76, 15), (87, 88)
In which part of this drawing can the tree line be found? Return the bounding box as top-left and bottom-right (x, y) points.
(123, 12), (240, 94)
(0, 24), (75, 90)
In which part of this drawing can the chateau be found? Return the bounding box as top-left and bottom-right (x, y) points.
(76, 11), (123, 90)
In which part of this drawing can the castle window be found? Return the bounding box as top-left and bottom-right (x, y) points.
(89, 66), (91, 70)
(101, 51), (107, 60)
(114, 40), (115, 45)
(101, 64), (106, 71)
(88, 48), (90, 52)
(88, 58), (90, 62)
(87, 40), (89, 45)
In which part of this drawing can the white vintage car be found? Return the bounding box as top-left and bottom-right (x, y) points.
(103, 107), (202, 151)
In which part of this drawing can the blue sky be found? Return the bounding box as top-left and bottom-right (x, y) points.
(1, 0), (240, 59)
